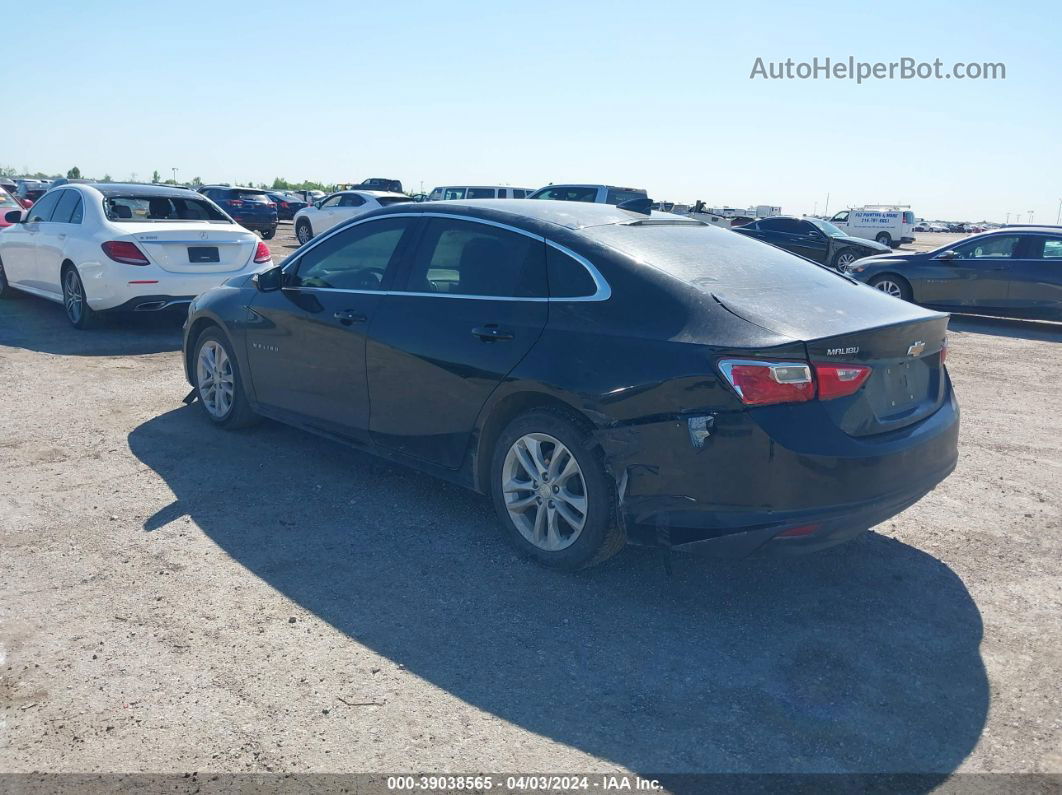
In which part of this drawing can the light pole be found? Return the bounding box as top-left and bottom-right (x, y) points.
(171, 167), (178, 185)
(1005, 212), (1010, 224)
(823, 192), (830, 216)
(1057, 198), (1061, 225)
(1028, 210), (1034, 225)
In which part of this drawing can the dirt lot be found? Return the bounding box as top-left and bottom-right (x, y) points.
(1, 222), (1060, 784)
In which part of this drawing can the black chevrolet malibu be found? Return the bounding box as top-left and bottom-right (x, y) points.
(182, 200), (959, 569)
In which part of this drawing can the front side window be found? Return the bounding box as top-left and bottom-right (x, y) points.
(104, 195), (228, 222)
(443, 188), (467, 200)
(338, 194), (365, 207)
(466, 188), (496, 199)
(52, 190), (83, 223)
(320, 195), (342, 208)
(26, 190), (63, 222)
(512, 190), (527, 199)
(291, 218), (410, 290)
(402, 218), (546, 298)
(953, 235), (1020, 259)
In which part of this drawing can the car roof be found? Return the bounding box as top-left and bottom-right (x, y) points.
(334, 190), (407, 198)
(380, 198), (700, 231)
(86, 182), (204, 198)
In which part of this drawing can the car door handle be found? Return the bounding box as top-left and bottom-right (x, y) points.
(472, 324), (514, 342)
(333, 310), (366, 325)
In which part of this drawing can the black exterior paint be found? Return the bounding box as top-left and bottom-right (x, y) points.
(183, 200), (959, 555)
(734, 216), (890, 268)
(849, 227), (1062, 320)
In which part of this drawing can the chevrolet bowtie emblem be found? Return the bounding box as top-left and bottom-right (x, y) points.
(907, 340), (926, 357)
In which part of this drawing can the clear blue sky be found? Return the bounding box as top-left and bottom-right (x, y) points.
(8, 0), (1060, 222)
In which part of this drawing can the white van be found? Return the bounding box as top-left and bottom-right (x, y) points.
(828, 206), (916, 248)
(427, 186), (534, 201)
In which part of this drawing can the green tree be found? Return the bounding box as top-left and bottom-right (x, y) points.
(66, 166), (81, 179)
(151, 170), (161, 184)
(100, 174), (113, 183)
(190, 176), (203, 187)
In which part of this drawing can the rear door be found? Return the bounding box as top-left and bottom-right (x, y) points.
(947, 233), (1021, 308)
(366, 215), (548, 468)
(1004, 234), (1062, 319)
(244, 216), (416, 440)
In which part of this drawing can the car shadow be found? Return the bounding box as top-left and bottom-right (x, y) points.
(947, 314), (1062, 343)
(128, 407), (988, 785)
(0, 294), (182, 356)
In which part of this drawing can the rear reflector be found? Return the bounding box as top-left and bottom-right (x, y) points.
(940, 338), (948, 364)
(814, 363), (872, 400)
(717, 359), (814, 406)
(253, 241), (271, 263)
(101, 240), (149, 265)
(776, 523), (820, 538)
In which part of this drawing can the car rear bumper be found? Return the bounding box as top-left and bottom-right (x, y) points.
(599, 383), (959, 557)
(232, 219), (277, 232)
(105, 294), (196, 313)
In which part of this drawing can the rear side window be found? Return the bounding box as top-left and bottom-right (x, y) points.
(338, 194), (365, 207)
(26, 190), (63, 222)
(466, 188), (496, 199)
(547, 246), (596, 298)
(512, 190), (527, 199)
(954, 235), (1019, 259)
(1029, 237), (1062, 259)
(291, 218), (410, 290)
(377, 197), (414, 206)
(52, 190), (83, 223)
(402, 218), (546, 298)
(443, 188), (467, 200)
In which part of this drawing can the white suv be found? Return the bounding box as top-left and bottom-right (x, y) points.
(0, 183), (272, 328)
(293, 190), (414, 244)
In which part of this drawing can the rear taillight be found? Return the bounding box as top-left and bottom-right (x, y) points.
(227, 199), (244, 208)
(279, 201), (289, 208)
(101, 240), (150, 265)
(253, 241), (271, 264)
(718, 359), (872, 405)
(268, 202), (277, 208)
(814, 363), (872, 400)
(717, 359), (814, 406)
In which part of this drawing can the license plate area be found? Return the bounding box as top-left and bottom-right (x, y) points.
(188, 246), (220, 263)
(876, 359), (930, 416)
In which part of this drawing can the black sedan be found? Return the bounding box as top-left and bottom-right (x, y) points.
(182, 201), (958, 569)
(847, 226), (1062, 321)
(266, 191), (307, 221)
(734, 216), (891, 271)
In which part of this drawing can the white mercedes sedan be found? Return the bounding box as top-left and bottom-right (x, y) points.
(0, 182), (272, 328)
(292, 190), (413, 244)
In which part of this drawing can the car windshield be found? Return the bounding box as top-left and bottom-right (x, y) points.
(104, 195), (230, 222)
(807, 218), (846, 237)
(0, 190), (17, 207)
(230, 190), (270, 203)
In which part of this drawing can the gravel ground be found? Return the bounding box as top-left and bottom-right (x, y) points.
(1, 223), (1059, 784)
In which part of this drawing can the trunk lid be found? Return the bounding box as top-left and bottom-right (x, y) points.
(115, 223), (257, 274)
(713, 283), (949, 436)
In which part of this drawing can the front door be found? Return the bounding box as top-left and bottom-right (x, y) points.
(4, 189), (63, 292)
(367, 216), (549, 468)
(927, 234), (1021, 309)
(244, 216), (415, 441)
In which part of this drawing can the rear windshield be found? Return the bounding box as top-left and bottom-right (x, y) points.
(377, 196), (414, 206)
(229, 190), (270, 203)
(605, 188), (648, 205)
(104, 195), (230, 222)
(902, 211), (915, 224)
(530, 186), (598, 202)
(585, 223), (848, 292)
(0, 191), (17, 207)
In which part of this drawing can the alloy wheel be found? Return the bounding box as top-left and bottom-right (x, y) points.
(297, 224), (311, 244)
(502, 432), (587, 552)
(196, 340), (235, 419)
(875, 279), (903, 298)
(837, 253), (857, 271)
(63, 270), (84, 324)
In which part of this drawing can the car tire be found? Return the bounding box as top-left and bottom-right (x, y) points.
(869, 274), (912, 301)
(0, 256), (16, 298)
(490, 408), (625, 570)
(61, 265), (100, 329)
(261, 228), (276, 240)
(295, 220), (313, 245)
(833, 249), (860, 272)
(192, 327), (259, 429)
(875, 232), (893, 247)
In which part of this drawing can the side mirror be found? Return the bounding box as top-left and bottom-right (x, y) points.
(253, 265), (284, 292)
(936, 249), (958, 261)
(4, 209), (24, 224)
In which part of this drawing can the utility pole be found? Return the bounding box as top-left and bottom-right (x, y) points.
(1028, 209), (1034, 224)
(823, 192), (830, 216)
(1057, 198), (1062, 225)
(1005, 212), (1010, 224)
(171, 167), (178, 184)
